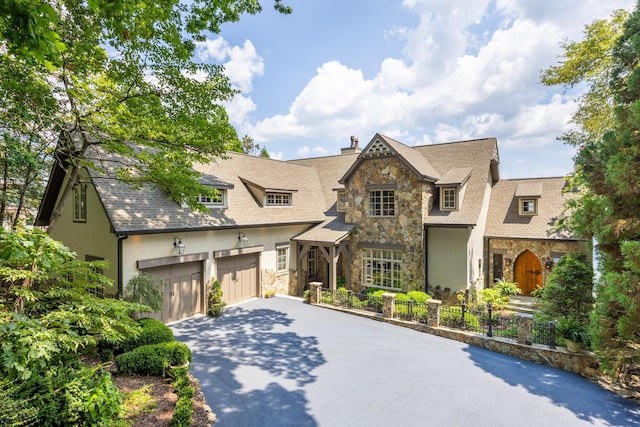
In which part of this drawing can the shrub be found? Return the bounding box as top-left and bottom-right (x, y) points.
(123, 273), (163, 313)
(303, 289), (311, 302)
(116, 341), (192, 376)
(406, 291), (431, 304)
(168, 367), (195, 427)
(440, 306), (480, 329)
(556, 316), (591, 345)
(103, 317), (174, 355)
(208, 279), (226, 317)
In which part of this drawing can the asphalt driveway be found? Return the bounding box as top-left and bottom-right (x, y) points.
(171, 296), (639, 427)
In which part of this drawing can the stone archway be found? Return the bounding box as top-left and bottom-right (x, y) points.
(513, 250), (542, 296)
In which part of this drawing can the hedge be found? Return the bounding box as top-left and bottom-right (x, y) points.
(116, 341), (192, 376)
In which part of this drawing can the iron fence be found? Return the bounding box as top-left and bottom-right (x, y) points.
(317, 290), (557, 349)
(393, 298), (430, 323)
(320, 288), (383, 315)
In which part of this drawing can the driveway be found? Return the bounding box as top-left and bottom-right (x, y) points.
(171, 296), (639, 427)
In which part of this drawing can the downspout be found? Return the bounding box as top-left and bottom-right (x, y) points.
(116, 234), (129, 298)
(423, 224), (428, 293)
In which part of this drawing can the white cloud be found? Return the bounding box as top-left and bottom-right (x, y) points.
(269, 151), (284, 160)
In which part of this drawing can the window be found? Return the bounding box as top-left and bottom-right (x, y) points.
(369, 190), (395, 217)
(520, 199), (537, 215)
(362, 248), (403, 289)
(337, 191), (347, 212)
(73, 182), (87, 222)
(441, 187), (457, 210)
(308, 248), (317, 278)
(196, 190), (226, 207)
(277, 246), (289, 273)
(267, 192), (291, 206)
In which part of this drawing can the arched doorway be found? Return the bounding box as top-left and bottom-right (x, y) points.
(514, 250), (542, 296)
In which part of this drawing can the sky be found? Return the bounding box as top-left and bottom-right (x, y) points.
(196, 0), (635, 179)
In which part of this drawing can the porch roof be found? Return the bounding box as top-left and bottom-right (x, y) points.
(293, 215), (355, 244)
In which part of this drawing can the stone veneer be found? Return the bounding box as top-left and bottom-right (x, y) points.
(488, 238), (586, 287)
(344, 156), (432, 292)
(262, 268), (290, 297)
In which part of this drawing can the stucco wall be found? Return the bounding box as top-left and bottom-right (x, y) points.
(122, 224), (308, 296)
(344, 156), (427, 292)
(466, 170), (493, 291)
(427, 227), (468, 292)
(49, 170), (119, 295)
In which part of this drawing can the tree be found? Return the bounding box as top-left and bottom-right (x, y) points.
(238, 134), (271, 157)
(542, 4), (640, 382)
(0, 1), (290, 234)
(541, 9), (628, 146)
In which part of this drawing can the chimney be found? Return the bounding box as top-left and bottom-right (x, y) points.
(341, 135), (363, 155)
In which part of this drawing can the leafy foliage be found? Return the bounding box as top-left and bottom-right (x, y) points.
(123, 273), (164, 313)
(207, 279), (226, 317)
(480, 278), (521, 310)
(102, 317), (174, 356)
(542, 5), (640, 381)
(556, 316), (591, 345)
(538, 253), (594, 322)
(115, 341), (192, 376)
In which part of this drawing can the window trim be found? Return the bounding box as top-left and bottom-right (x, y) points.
(368, 189), (396, 217)
(196, 189), (227, 208)
(337, 191), (347, 212)
(266, 192), (292, 207)
(519, 198), (538, 215)
(308, 248), (317, 278)
(276, 246), (289, 273)
(361, 248), (403, 290)
(73, 182), (87, 223)
(440, 187), (457, 211)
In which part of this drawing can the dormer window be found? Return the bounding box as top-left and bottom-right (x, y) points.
(266, 192), (292, 206)
(196, 189), (226, 208)
(515, 182), (542, 216)
(435, 167), (472, 212)
(337, 191), (347, 212)
(440, 187), (457, 210)
(520, 199), (537, 215)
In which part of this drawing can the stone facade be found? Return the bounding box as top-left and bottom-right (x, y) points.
(345, 156), (429, 292)
(262, 268), (290, 297)
(488, 238), (585, 288)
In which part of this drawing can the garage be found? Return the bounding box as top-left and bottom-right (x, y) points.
(141, 261), (203, 323)
(216, 253), (259, 304)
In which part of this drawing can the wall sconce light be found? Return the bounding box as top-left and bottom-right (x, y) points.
(504, 258), (512, 267)
(545, 260), (554, 270)
(238, 232), (249, 247)
(173, 237), (185, 254)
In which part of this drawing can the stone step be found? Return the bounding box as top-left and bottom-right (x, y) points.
(505, 297), (540, 314)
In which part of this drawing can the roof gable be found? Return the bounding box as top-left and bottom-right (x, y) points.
(339, 133), (440, 184)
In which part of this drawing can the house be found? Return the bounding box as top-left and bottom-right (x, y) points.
(36, 132), (588, 322)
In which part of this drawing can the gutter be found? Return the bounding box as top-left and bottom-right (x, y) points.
(116, 234), (129, 298)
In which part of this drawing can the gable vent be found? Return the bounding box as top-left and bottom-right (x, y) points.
(364, 139), (390, 156)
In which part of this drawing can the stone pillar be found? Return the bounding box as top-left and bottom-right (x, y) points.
(382, 293), (396, 319)
(517, 313), (533, 345)
(309, 282), (323, 305)
(427, 299), (442, 327)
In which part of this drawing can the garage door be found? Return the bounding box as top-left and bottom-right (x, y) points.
(142, 261), (202, 323)
(216, 254), (258, 304)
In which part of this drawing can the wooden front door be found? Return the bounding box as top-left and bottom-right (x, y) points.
(514, 250), (542, 296)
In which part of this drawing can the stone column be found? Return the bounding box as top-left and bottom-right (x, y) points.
(382, 293), (396, 319)
(517, 313), (533, 345)
(427, 299), (442, 327)
(309, 282), (323, 305)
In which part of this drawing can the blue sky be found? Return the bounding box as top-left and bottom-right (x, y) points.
(197, 0), (634, 178)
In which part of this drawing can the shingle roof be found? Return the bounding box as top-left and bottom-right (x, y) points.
(484, 177), (579, 240)
(89, 149), (326, 233)
(436, 167), (473, 186)
(414, 138), (498, 226)
(292, 215), (355, 243)
(515, 182), (543, 197)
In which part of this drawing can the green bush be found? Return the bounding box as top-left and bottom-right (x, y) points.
(123, 273), (163, 312)
(406, 291), (431, 303)
(116, 341), (192, 376)
(103, 317), (174, 355)
(168, 366), (195, 427)
(208, 279), (226, 317)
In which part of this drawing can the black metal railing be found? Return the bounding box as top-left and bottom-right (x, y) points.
(320, 288), (383, 315)
(393, 298), (429, 323)
(317, 291), (556, 348)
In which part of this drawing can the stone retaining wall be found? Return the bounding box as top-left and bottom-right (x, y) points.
(309, 283), (599, 380)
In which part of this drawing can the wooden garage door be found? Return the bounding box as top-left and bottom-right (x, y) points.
(514, 250), (542, 296)
(216, 254), (258, 304)
(142, 261), (202, 323)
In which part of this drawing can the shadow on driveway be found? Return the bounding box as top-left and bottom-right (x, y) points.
(464, 346), (640, 427)
(172, 304), (326, 426)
